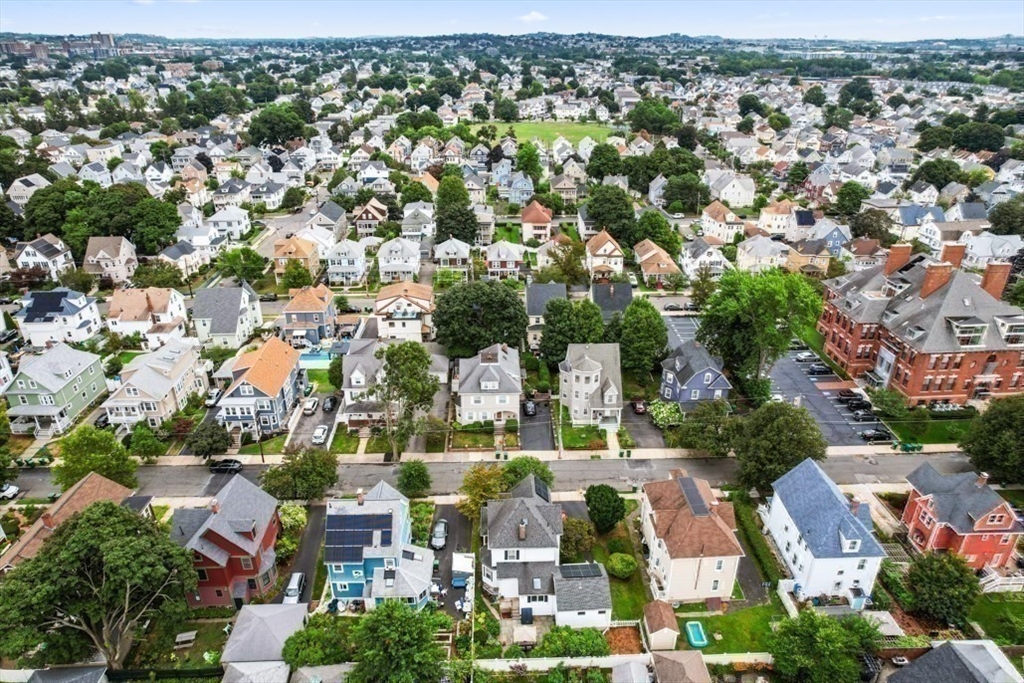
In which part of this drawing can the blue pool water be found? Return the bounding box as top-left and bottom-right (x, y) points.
(685, 621), (708, 648)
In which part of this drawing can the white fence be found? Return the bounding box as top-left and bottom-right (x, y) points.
(475, 654), (651, 672)
(704, 652), (774, 666)
(777, 580), (799, 618)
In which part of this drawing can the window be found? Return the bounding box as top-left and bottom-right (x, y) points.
(1001, 535), (1012, 545)
(504, 550), (520, 561)
(857, 559), (866, 570)
(196, 569), (208, 581)
(711, 580), (720, 591)
(126, 387), (139, 397)
(704, 373), (712, 384)
(715, 559), (724, 572)
(240, 385), (254, 396)
(690, 389), (700, 400)
(240, 557), (253, 571)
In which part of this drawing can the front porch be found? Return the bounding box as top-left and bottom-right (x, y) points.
(8, 405), (74, 440)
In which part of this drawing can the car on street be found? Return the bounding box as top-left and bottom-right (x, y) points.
(0, 482), (19, 500)
(259, 293), (278, 302)
(309, 206), (318, 215)
(322, 396), (337, 412)
(672, 212), (684, 219)
(627, 272), (638, 287)
(860, 428), (893, 443)
(806, 363), (831, 375)
(836, 389), (862, 403)
(851, 409), (876, 422)
(664, 303), (682, 311)
(94, 413), (111, 429)
(523, 400), (536, 416)
(283, 572), (305, 603)
(683, 301), (701, 311)
(208, 459), (242, 474)
(205, 388), (222, 407)
(794, 351), (818, 363)
(302, 397), (319, 415)
(312, 425), (329, 445)
(846, 398), (873, 412)
(0, 296), (13, 305)
(0, 328), (18, 343)
(430, 519), (449, 550)
(770, 393), (785, 403)
(632, 400), (647, 414)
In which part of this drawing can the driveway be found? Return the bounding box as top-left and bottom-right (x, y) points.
(431, 504), (473, 618)
(288, 396), (338, 449)
(620, 408), (665, 448)
(769, 352), (869, 447)
(662, 314), (700, 351)
(272, 503), (326, 604)
(520, 401), (554, 451)
(734, 534), (769, 604)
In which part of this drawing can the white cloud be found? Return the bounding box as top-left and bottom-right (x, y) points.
(132, 0), (156, 5)
(518, 10), (548, 23)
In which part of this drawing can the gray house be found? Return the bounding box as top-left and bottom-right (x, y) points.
(509, 171), (535, 206)
(526, 283), (567, 351)
(659, 340), (732, 410)
(453, 343), (522, 424)
(192, 283), (264, 348)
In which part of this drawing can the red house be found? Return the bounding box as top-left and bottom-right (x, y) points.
(170, 476), (281, 607)
(903, 463), (1022, 570)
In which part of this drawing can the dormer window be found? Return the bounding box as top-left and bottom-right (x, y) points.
(846, 540), (860, 553)
(240, 385), (254, 396)
(950, 319), (987, 347)
(996, 317), (1024, 346)
(481, 380), (498, 391)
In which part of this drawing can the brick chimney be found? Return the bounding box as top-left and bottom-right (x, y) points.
(210, 498), (220, 514)
(938, 242), (966, 270)
(40, 512), (55, 530)
(850, 500), (860, 516)
(980, 262), (1012, 301)
(977, 472), (989, 488)
(884, 243), (913, 276)
(518, 518), (528, 541)
(920, 262), (953, 298)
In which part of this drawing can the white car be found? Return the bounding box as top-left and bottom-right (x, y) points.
(770, 393), (785, 403)
(0, 483), (19, 500)
(204, 388), (222, 407)
(309, 206), (318, 215)
(302, 397), (319, 415)
(312, 425), (329, 445)
(794, 351), (818, 363)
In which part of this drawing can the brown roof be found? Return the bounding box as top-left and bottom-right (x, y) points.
(376, 282), (434, 310)
(845, 237), (883, 256)
(273, 236), (318, 259)
(634, 240), (681, 277)
(642, 475), (743, 560)
(652, 652), (711, 683)
(702, 200), (734, 224)
(644, 600), (680, 634)
(285, 284), (333, 312)
(229, 337), (301, 397)
(521, 200), (553, 225)
(83, 236), (135, 273)
(586, 229), (623, 256)
(760, 199), (798, 216)
(108, 287), (175, 322)
(0, 472), (132, 569)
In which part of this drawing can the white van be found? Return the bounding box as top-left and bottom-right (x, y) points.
(283, 572), (305, 604)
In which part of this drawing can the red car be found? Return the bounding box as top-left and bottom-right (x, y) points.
(632, 400), (647, 414)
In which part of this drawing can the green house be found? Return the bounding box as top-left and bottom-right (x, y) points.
(7, 343), (105, 439)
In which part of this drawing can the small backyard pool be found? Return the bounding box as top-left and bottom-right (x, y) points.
(685, 621), (708, 648)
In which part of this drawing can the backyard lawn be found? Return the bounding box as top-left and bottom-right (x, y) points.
(239, 433), (287, 455)
(884, 418), (973, 445)
(970, 594), (1024, 644)
(470, 121), (612, 145)
(999, 489), (1024, 507)
(306, 369), (336, 393)
(494, 224), (522, 244)
(118, 350), (144, 364)
(128, 619), (229, 669)
(451, 429), (495, 449)
(330, 429), (360, 454)
(592, 519), (648, 620)
(677, 597), (785, 654)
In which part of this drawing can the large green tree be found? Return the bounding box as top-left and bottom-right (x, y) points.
(585, 184), (636, 245)
(184, 421), (231, 458)
(502, 456), (554, 490)
(0, 501), (195, 669)
(217, 246), (268, 283)
(397, 459), (432, 498)
(916, 125), (954, 152)
(834, 181), (871, 215)
(436, 175), (470, 212)
(910, 159), (964, 191)
(768, 609), (882, 683)
(132, 260), (184, 288)
(960, 395), (1024, 484)
(672, 399), (740, 458)
(952, 121), (1007, 152)
(849, 209), (896, 245)
(585, 484), (626, 534)
(347, 600), (445, 683)
(661, 174), (708, 215)
(988, 194), (1024, 236)
(435, 204), (479, 244)
(907, 552), (981, 626)
(802, 85), (827, 106)
(367, 342), (440, 457)
(282, 259), (313, 288)
(619, 297), (668, 378)
(635, 209), (681, 255)
(734, 402), (827, 491)
(627, 99), (678, 134)
(261, 447), (340, 500)
(515, 141), (543, 184)
(434, 280), (528, 358)
(456, 463), (506, 520)
(586, 143), (622, 180)
(538, 298), (605, 364)
(248, 103), (306, 146)
(53, 425), (138, 491)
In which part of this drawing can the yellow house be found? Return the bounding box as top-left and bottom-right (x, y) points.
(273, 236), (320, 283)
(785, 238), (832, 277)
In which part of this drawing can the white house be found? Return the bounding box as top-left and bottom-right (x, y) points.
(374, 282), (434, 343)
(14, 234), (74, 280)
(7, 173), (51, 205)
(762, 458), (884, 607)
(206, 206), (251, 241)
(377, 236), (421, 282)
(106, 287), (188, 350)
(192, 284), (264, 348)
(558, 343), (623, 428)
(453, 343), (521, 424)
(584, 230), (624, 280)
(15, 288), (103, 347)
(679, 237), (731, 281)
(736, 235), (789, 273)
(325, 239), (368, 286)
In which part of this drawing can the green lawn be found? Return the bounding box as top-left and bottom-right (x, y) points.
(792, 320), (849, 379)
(970, 594), (1024, 644)
(678, 599), (785, 654)
(559, 224), (582, 242)
(452, 429), (495, 449)
(622, 374), (657, 401)
(592, 523), (648, 620)
(330, 429), (360, 454)
(884, 418), (973, 445)
(118, 350), (144, 364)
(561, 423), (607, 450)
(365, 435), (391, 453)
(128, 619), (229, 669)
(306, 369), (336, 393)
(999, 490), (1024, 507)
(426, 430), (447, 453)
(239, 433), (287, 455)
(494, 224), (522, 244)
(471, 121), (612, 145)
(151, 505), (170, 523)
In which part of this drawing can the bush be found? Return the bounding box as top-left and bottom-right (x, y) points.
(503, 643), (525, 659)
(606, 552), (638, 579)
(240, 432), (254, 446)
(879, 560), (915, 611)
(869, 588), (892, 611)
(731, 495), (782, 584)
(531, 626), (610, 658)
(523, 354), (540, 372)
(607, 538), (632, 556)
(504, 419), (519, 434)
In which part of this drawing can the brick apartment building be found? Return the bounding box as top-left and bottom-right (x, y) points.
(817, 243), (1024, 405)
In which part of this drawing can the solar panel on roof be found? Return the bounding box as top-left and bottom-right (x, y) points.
(402, 550), (415, 561)
(678, 477), (709, 517)
(324, 545), (364, 563)
(534, 477), (550, 502)
(380, 529), (392, 546)
(560, 563), (601, 579)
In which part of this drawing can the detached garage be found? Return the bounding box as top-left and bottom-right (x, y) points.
(554, 562), (612, 629)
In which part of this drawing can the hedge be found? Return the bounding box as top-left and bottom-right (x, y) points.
(731, 496), (782, 584)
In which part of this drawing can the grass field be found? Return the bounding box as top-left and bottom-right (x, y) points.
(885, 419), (972, 445)
(592, 518), (648, 620)
(330, 429), (360, 455)
(239, 434), (287, 455)
(494, 224), (522, 244)
(970, 594), (1024, 644)
(118, 350), (144, 364)
(678, 598), (785, 654)
(306, 369), (336, 393)
(471, 121), (613, 145)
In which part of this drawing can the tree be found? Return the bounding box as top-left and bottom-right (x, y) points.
(397, 459), (432, 498)
(735, 402), (827, 492)
(952, 121), (1007, 153)
(585, 184), (636, 245)
(282, 259), (313, 288)
(457, 463), (506, 520)
(620, 297), (668, 378)
(131, 260), (183, 288)
(834, 181), (871, 215)
(436, 175), (470, 212)
(515, 141), (543, 184)
(662, 174), (708, 214)
(328, 356), (344, 393)
(560, 517), (596, 563)
(988, 194), (1024, 236)
(53, 426), (138, 491)
(434, 281), (528, 358)
(767, 112), (791, 131)
(184, 421), (231, 458)
(400, 181), (433, 207)
(673, 400), (740, 458)
(348, 600), (443, 683)
(960, 395), (1024, 484)
(586, 143), (622, 180)
(503, 456), (554, 490)
(697, 269), (822, 396)
(839, 77), (874, 109)
(849, 209), (895, 244)
(635, 208), (682, 255)
(627, 99), (678, 134)
(260, 447), (339, 500)
(787, 161), (810, 186)
(907, 552), (980, 626)
(129, 422), (165, 463)
(664, 272), (688, 294)
(435, 204), (479, 244)
(248, 103), (306, 146)
(58, 267), (95, 294)
(606, 553), (638, 579)
(367, 342), (440, 457)
(493, 97), (518, 122)
(1007, 277), (1024, 307)
(585, 484), (626, 534)
(539, 298), (605, 364)
(736, 117), (755, 135)
(217, 247), (267, 283)
(282, 613), (356, 668)
(690, 263), (717, 309)
(676, 123), (699, 151)
(911, 159), (965, 192)
(280, 187), (306, 210)
(768, 609), (881, 683)
(0, 501), (195, 669)
(532, 626), (611, 658)
(471, 102), (490, 121)
(738, 94), (767, 118)
(916, 125), (954, 152)
(802, 85), (826, 106)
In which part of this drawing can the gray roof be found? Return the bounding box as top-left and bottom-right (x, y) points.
(482, 474), (563, 550)
(906, 463), (1023, 535)
(495, 559), (557, 595)
(889, 640), (1023, 683)
(590, 284), (633, 321)
(955, 202), (990, 220)
(317, 200), (346, 222)
(193, 287), (251, 335)
(611, 661), (649, 683)
(160, 240), (196, 260)
(15, 344), (100, 393)
(220, 604), (307, 663)
(661, 340), (730, 388)
(457, 343), (521, 395)
(27, 667), (107, 683)
(554, 563), (612, 611)
(771, 459), (885, 560)
(526, 283), (567, 316)
(559, 343), (624, 413)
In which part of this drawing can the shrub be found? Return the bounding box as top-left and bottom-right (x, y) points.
(606, 552), (638, 579)
(523, 354), (540, 372)
(869, 588), (892, 611)
(731, 496), (782, 584)
(503, 643), (525, 659)
(240, 432), (254, 446)
(648, 399), (684, 428)
(505, 419), (519, 434)
(879, 560), (915, 611)
(530, 626), (610, 658)
(607, 538), (632, 556)
(537, 362), (551, 384)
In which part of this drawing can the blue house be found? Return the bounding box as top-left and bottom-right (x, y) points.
(508, 171), (535, 206)
(810, 219), (853, 257)
(325, 481), (435, 611)
(279, 284), (337, 348)
(216, 337), (304, 442)
(659, 340), (732, 410)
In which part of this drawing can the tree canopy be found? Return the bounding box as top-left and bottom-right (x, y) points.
(627, 99), (678, 134)
(53, 425), (138, 491)
(907, 552), (980, 627)
(248, 103), (306, 147)
(735, 402), (827, 491)
(584, 184), (636, 245)
(960, 395), (1024, 484)
(834, 181), (871, 215)
(367, 342), (440, 457)
(988, 194), (1024, 236)
(768, 609), (882, 683)
(217, 246), (268, 283)
(261, 447), (339, 500)
(434, 281), (528, 358)
(539, 298), (605, 364)
(619, 297), (668, 378)
(347, 600), (446, 683)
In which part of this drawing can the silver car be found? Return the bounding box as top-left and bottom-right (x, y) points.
(430, 519), (449, 550)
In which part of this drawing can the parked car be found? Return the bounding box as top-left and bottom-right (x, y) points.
(794, 351), (818, 363)
(259, 293), (279, 302)
(836, 389), (862, 403)
(851, 409), (876, 422)
(860, 429), (893, 443)
(204, 388), (222, 407)
(430, 519), (449, 550)
(302, 397), (319, 415)
(208, 459), (242, 474)
(523, 400), (537, 417)
(0, 328), (18, 343)
(788, 338), (808, 350)
(672, 212), (684, 219)
(664, 303), (682, 311)
(0, 483), (19, 500)
(806, 363), (831, 375)
(94, 413), (111, 429)
(627, 272), (638, 287)
(0, 296), (13, 305)
(303, 383), (314, 396)
(846, 398), (873, 412)
(769, 393), (785, 403)
(632, 400), (647, 414)
(312, 425), (329, 445)
(683, 302), (701, 311)
(283, 572), (305, 604)
(322, 396), (337, 412)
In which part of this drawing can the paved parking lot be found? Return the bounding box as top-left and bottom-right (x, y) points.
(288, 394), (338, 448)
(520, 400), (555, 451)
(769, 352), (883, 447)
(662, 314), (700, 351)
(431, 504), (473, 618)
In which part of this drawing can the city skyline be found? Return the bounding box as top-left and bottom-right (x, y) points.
(0, 0), (1022, 42)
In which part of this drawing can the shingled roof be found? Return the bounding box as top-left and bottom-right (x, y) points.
(906, 463), (1023, 536)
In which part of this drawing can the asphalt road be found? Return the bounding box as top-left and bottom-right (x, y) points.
(272, 503), (326, 604)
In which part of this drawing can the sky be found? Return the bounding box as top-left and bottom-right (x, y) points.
(0, 0), (1021, 42)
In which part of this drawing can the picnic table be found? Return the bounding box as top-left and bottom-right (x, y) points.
(174, 630), (198, 649)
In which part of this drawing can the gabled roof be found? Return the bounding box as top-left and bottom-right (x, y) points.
(457, 343), (521, 394)
(644, 600), (680, 634)
(108, 287), (178, 322)
(889, 640), (1023, 683)
(482, 474), (563, 550)
(642, 473), (743, 560)
(586, 229), (623, 257)
(906, 463), (1022, 535)
(227, 337), (300, 397)
(526, 283), (567, 316)
(521, 200), (553, 224)
(661, 340), (730, 389)
(220, 604), (307, 664)
(284, 284), (333, 313)
(554, 563), (612, 612)
(193, 286), (255, 335)
(273, 236), (317, 259)
(590, 283), (632, 320)
(15, 233), (68, 260)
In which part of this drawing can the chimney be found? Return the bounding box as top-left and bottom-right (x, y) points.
(357, 488), (365, 506)
(41, 512), (55, 530)
(518, 518), (528, 541)
(850, 500), (860, 516)
(920, 262), (953, 299)
(884, 243), (913, 276)
(938, 242), (966, 270)
(977, 472), (989, 488)
(210, 498), (220, 514)
(980, 262), (1012, 301)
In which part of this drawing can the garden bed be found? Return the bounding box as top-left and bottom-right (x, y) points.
(410, 501), (436, 547)
(605, 626), (643, 655)
(592, 508), (647, 620)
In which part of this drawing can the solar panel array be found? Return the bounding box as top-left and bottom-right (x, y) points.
(534, 477), (550, 502)
(560, 563), (601, 579)
(678, 477), (709, 517)
(324, 513), (393, 564)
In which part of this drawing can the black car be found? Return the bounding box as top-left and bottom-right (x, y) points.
(860, 428), (893, 443)
(851, 409), (876, 422)
(259, 293), (279, 302)
(846, 398), (873, 412)
(836, 388), (861, 403)
(664, 303), (682, 311)
(208, 459), (243, 474)
(94, 413), (111, 429)
(806, 363), (831, 375)
(523, 400), (537, 417)
(322, 396), (338, 413)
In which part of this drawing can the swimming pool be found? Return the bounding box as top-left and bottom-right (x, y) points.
(685, 621), (708, 648)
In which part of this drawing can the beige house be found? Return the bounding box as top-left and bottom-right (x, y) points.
(643, 601), (681, 650)
(83, 236), (138, 284)
(521, 200), (554, 243)
(107, 287), (188, 350)
(101, 338), (209, 431)
(641, 471), (744, 603)
(273, 236), (320, 283)
(375, 282), (435, 343)
(558, 343), (623, 427)
(634, 239), (681, 285)
(584, 230), (624, 280)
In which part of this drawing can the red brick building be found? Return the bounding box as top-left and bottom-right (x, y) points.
(817, 243), (1024, 405)
(903, 463), (1022, 570)
(170, 476), (280, 607)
